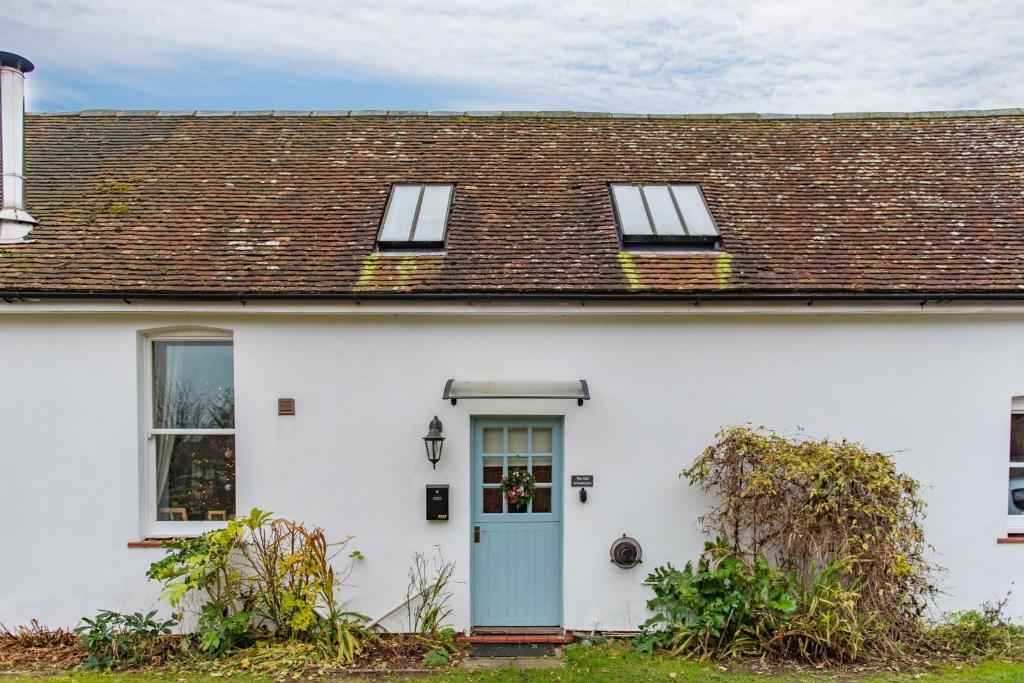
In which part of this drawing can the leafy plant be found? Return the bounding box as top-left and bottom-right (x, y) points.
(197, 604), (255, 655)
(146, 507), (268, 612)
(74, 610), (175, 670)
(637, 538), (796, 659)
(423, 648), (451, 667)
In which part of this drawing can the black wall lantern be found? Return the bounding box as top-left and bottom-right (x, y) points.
(423, 416), (445, 468)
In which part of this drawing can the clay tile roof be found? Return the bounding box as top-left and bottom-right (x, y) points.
(2, 109), (1024, 300)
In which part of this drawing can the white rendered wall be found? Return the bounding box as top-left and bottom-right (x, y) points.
(1, 309), (1022, 630)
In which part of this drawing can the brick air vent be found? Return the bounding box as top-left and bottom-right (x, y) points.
(277, 398), (296, 416)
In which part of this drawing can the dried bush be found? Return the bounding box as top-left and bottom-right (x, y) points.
(681, 427), (937, 658)
(405, 548), (457, 662)
(756, 555), (870, 662)
(1, 620), (79, 649)
(0, 620), (84, 672)
(406, 549), (455, 639)
(243, 516), (369, 662)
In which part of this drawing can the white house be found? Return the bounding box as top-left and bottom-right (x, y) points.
(1, 51), (1023, 633)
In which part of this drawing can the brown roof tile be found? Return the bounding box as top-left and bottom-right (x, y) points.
(2, 111), (1023, 299)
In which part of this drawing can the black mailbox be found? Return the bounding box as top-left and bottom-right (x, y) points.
(426, 485), (449, 521)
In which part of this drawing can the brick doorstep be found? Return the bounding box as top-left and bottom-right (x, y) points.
(456, 634), (574, 645)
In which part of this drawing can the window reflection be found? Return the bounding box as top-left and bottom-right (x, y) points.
(152, 339), (235, 523)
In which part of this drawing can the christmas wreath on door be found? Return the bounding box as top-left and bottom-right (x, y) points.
(501, 469), (536, 510)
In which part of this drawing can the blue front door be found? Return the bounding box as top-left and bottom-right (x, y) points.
(470, 418), (563, 627)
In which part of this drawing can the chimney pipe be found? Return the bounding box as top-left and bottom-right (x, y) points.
(0, 51), (36, 243)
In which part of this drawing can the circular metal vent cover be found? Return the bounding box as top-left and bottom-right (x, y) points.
(610, 534), (642, 568)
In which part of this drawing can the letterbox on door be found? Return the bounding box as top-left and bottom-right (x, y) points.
(426, 485), (449, 521)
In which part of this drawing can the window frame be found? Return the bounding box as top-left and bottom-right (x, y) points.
(608, 182), (720, 250)
(1010, 398), (1024, 533)
(140, 328), (235, 538)
(376, 182), (455, 251)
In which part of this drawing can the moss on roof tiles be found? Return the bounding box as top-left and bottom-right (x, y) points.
(2, 112), (1023, 297)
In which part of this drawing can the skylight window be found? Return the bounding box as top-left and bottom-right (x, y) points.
(609, 183), (719, 248)
(378, 184), (454, 249)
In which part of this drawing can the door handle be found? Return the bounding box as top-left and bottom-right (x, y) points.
(474, 526), (481, 543)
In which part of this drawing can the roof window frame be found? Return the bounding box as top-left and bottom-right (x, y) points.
(376, 182), (455, 252)
(608, 182), (720, 251)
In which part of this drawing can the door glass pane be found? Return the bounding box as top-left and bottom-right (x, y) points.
(483, 488), (502, 513)
(508, 455), (528, 474)
(412, 185), (452, 242)
(611, 184), (652, 235)
(533, 487), (552, 513)
(532, 428), (552, 454)
(379, 185), (420, 241)
(155, 434), (235, 521)
(642, 185), (684, 235)
(532, 456), (553, 484)
(1012, 415), (1024, 462)
(153, 341), (234, 429)
(508, 428), (528, 454)
(483, 428), (504, 454)
(482, 456), (504, 484)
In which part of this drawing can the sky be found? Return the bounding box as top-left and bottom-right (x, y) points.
(3, 0), (1023, 115)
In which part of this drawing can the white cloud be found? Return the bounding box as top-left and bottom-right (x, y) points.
(4, 0), (1023, 112)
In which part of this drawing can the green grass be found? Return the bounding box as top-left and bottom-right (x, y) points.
(5, 643), (1024, 682)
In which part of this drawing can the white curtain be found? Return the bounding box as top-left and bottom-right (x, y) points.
(154, 343), (187, 515)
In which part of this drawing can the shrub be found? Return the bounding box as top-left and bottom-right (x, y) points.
(74, 610), (175, 670)
(147, 508), (369, 663)
(637, 538), (796, 659)
(681, 426), (936, 656)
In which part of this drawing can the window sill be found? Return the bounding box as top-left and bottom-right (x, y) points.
(996, 535), (1024, 544)
(127, 538), (181, 549)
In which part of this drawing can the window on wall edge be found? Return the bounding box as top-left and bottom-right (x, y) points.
(1009, 397), (1024, 532)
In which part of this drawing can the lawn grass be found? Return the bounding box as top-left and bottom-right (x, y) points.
(4, 643), (1023, 682)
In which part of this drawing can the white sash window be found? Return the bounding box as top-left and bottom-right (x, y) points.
(142, 330), (235, 536)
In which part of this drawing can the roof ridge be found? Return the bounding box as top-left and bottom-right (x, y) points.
(28, 108), (1024, 120)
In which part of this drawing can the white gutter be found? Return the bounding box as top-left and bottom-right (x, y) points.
(4, 299), (1024, 316)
